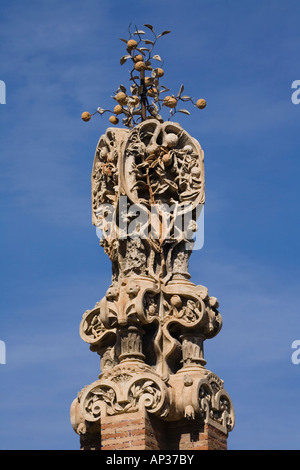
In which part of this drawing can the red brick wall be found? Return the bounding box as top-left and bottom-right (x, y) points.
(79, 411), (228, 451)
(167, 421), (227, 450)
(100, 411), (163, 450)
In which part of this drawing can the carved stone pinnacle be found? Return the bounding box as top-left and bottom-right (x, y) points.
(71, 119), (234, 448)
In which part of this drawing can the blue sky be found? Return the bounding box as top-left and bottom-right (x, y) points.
(0, 0), (300, 450)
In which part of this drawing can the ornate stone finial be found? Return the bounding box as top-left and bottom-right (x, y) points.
(71, 24), (234, 451)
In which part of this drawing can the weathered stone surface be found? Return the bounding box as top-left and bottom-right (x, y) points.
(71, 120), (234, 449)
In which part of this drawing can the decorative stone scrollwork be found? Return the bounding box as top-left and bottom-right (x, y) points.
(164, 369), (234, 433)
(71, 120), (234, 441)
(198, 373), (235, 433)
(79, 276), (222, 378)
(72, 369), (169, 433)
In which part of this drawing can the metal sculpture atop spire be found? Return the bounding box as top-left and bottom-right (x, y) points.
(81, 24), (206, 128)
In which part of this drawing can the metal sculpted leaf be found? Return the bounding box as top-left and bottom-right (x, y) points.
(133, 30), (146, 35)
(178, 109), (190, 115)
(178, 84), (184, 97)
(157, 30), (171, 38)
(152, 54), (162, 62)
(144, 24), (154, 32)
(120, 55), (130, 65)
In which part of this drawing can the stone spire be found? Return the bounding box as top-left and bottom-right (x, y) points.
(71, 24), (234, 451)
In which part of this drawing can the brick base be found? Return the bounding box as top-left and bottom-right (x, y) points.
(100, 411), (164, 450)
(167, 420), (227, 450)
(80, 411), (227, 450)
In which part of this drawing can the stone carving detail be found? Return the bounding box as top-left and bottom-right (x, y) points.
(92, 128), (128, 224)
(71, 368), (169, 435)
(198, 373), (235, 433)
(71, 120), (234, 440)
(121, 120), (204, 208)
(91, 120), (205, 284)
